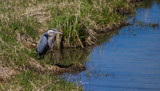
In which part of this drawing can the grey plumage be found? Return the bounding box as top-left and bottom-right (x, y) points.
(36, 29), (62, 57)
(36, 32), (49, 57)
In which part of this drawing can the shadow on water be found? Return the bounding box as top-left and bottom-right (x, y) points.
(44, 48), (91, 65)
(44, 0), (160, 90)
(139, 0), (160, 9)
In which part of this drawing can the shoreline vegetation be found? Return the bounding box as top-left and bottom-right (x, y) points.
(0, 0), (144, 90)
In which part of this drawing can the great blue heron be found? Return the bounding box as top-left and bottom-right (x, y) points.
(36, 28), (62, 58)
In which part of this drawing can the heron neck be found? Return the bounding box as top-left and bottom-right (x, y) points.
(48, 33), (56, 48)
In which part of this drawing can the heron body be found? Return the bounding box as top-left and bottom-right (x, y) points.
(36, 29), (62, 58)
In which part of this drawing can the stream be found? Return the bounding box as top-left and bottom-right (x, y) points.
(58, 0), (160, 91)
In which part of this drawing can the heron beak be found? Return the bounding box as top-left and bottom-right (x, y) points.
(56, 31), (62, 34)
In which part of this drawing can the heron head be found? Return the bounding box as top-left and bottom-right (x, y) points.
(47, 28), (62, 36)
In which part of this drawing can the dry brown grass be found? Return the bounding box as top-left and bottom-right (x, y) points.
(23, 3), (51, 23)
(0, 62), (17, 81)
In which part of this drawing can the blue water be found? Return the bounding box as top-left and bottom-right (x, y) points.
(63, 1), (160, 91)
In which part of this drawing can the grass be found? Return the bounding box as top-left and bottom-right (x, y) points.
(46, 0), (133, 47)
(1, 70), (82, 91)
(0, 0), (143, 90)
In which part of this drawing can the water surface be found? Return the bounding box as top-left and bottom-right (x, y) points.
(60, 1), (160, 91)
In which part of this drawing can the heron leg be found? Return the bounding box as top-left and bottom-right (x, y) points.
(36, 52), (45, 59)
(36, 53), (41, 59)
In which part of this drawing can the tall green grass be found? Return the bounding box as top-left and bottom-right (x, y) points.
(47, 0), (131, 47)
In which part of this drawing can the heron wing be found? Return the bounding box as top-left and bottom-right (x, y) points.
(37, 32), (49, 55)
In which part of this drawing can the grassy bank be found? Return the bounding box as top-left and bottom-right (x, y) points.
(0, 0), (143, 90)
(1, 70), (82, 91)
